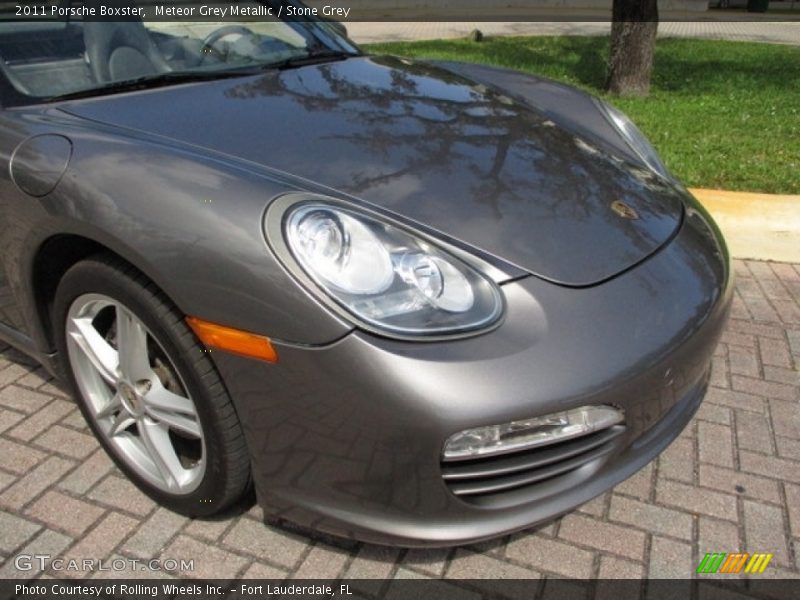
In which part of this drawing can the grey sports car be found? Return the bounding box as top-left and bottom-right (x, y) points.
(0, 9), (732, 546)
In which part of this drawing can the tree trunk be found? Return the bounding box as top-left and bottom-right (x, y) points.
(606, 0), (659, 97)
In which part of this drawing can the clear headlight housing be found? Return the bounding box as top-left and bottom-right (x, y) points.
(281, 203), (504, 337)
(595, 99), (670, 179)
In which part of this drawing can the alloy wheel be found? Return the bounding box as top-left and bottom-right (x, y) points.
(65, 293), (205, 494)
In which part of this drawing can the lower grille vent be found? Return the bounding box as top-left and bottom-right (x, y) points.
(441, 425), (626, 500)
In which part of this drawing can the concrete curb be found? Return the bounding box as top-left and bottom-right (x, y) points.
(689, 188), (800, 263)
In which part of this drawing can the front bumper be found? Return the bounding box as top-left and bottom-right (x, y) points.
(214, 201), (733, 546)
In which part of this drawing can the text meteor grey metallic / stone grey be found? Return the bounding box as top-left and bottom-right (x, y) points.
(0, 7), (732, 546)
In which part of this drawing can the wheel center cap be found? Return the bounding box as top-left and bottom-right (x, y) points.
(119, 383), (144, 417)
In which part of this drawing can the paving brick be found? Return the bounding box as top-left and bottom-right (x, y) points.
(61, 512), (139, 569)
(344, 545), (400, 596)
(698, 422), (734, 468)
(709, 356), (729, 389)
(785, 483), (800, 538)
(742, 500), (790, 568)
(0, 364), (34, 388)
(657, 437), (695, 483)
(25, 490), (105, 536)
(60, 408), (89, 430)
(776, 436), (800, 460)
(732, 260), (751, 279)
(734, 410), (775, 454)
(447, 548), (540, 582)
(648, 536), (693, 579)
(698, 464), (781, 505)
(292, 542), (349, 579)
(446, 550), (540, 600)
(58, 448), (114, 494)
(732, 375), (798, 402)
(0, 384), (53, 414)
(759, 337), (793, 368)
(613, 460), (654, 500)
(609, 495), (693, 541)
(576, 492), (608, 518)
(0, 471), (13, 493)
(121, 507), (188, 559)
(739, 450), (800, 484)
(728, 319), (785, 340)
(38, 381), (72, 399)
(736, 277), (765, 299)
(763, 366), (800, 386)
(787, 329), (800, 357)
(770, 263), (800, 282)
(0, 510), (41, 553)
(696, 402), (732, 426)
(698, 517), (740, 554)
(401, 547), (451, 578)
(16, 367), (51, 390)
(165, 534), (249, 579)
(0, 407), (24, 434)
(8, 399), (74, 442)
(183, 517), (232, 542)
(0, 437), (46, 474)
(34, 424), (98, 459)
(222, 520), (308, 569)
(559, 514), (646, 561)
(656, 478), (738, 522)
(769, 399), (800, 440)
(598, 555), (643, 579)
(759, 278), (793, 302)
(506, 534), (594, 579)
(705, 388), (766, 414)
(727, 347), (759, 378)
(720, 331), (756, 349)
(0, 529), (73, 578)
(241, 561), (288, 579)
(732, 297), (752, 323)
(740, 295), (780, 323)
(772, 299), (800, 325)
(88, 475), (156, 517)
(0, 456), (74, 510)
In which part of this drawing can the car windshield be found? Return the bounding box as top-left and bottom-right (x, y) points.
(0, 0), (358, 104)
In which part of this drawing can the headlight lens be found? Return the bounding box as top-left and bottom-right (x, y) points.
(597, 99), (670, 179)
(284, 203), (503, 336)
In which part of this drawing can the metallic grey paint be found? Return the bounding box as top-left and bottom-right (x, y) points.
(0, 52), (732, 545)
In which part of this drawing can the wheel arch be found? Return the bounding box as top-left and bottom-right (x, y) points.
(30, 233), (181, 353)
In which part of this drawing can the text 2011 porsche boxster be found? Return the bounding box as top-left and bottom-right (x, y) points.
(0, 9), (731, 545)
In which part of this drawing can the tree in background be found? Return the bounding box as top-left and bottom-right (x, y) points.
(606, 0), (659, 96)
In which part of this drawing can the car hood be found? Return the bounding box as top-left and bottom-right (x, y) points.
(61, 56), (685, 286)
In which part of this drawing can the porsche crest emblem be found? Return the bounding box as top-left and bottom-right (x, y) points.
(610, 200), (639, 220)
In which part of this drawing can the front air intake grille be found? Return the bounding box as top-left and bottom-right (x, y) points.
(441, 425), (626, 502)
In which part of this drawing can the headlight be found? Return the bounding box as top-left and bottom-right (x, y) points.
(273, 200), (504, 338)
(596, 99), (670, 179)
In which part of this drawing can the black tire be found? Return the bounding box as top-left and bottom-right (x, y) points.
(53, 253), (251, 517)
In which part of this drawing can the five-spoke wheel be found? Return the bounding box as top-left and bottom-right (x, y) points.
(54, 255), (251, 516)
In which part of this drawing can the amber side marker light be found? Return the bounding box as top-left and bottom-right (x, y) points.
(186, 316), (278, 363)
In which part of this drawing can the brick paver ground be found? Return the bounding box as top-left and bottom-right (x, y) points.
(0, 259), (798, 581)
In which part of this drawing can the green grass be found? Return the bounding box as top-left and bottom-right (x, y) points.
(365, 36), (800, 194)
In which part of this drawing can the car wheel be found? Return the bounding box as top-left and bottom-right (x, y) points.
(53, 254), (251, 516)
